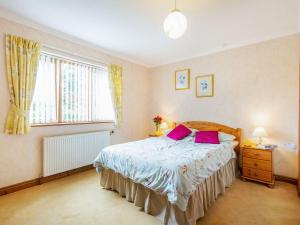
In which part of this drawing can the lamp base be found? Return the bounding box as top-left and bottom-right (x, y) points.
(257, 137), (263, 145)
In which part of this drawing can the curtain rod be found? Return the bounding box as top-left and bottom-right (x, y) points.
(42, 44), (109, 67)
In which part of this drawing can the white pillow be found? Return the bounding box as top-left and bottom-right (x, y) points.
(189, 128), (199, 136)
(218, 131), (236, 142)
(162, 129), (172, 136)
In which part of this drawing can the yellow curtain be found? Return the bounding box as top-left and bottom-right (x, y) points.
(4, 35), (41, 135)
(108, 64), (123, 126)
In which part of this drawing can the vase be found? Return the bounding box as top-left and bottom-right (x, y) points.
(155, 124), (160, 135)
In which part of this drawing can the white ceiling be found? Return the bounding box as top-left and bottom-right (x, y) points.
(0, 0), (299, 67)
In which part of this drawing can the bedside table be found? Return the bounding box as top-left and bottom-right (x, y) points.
(149, 134), (162, 137)
(241, 146), (275, 188)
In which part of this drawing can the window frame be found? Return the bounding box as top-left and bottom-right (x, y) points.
(30, 51), (115, 127)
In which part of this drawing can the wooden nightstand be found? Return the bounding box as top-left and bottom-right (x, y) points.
(241, 146), (275, 188)
(149, 134), (162, 137)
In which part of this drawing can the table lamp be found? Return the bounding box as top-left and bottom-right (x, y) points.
(252, 127), (268, 145)
(160, 122), (168, 130)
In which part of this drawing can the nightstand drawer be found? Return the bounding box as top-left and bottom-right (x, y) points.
(243, 157), (272, 171)
(243, 167), (272, 182)
(243, 148), (271, 160)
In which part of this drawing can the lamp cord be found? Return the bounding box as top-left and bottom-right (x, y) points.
(174, 0), (177, 10)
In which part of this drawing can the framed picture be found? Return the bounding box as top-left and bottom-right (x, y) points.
(196, 74), (214, 97)
(175, 69), (190, 90)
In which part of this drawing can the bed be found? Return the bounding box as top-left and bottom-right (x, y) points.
(94, 121), (241, 225)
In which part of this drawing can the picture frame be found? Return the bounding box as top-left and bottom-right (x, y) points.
(196, 74), (214, 97)
(175, 69), (190, 90)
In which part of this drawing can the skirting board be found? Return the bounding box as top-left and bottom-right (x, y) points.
(40, 164), (93, 183)
(274, 175), (298, 185)
(0, 178), (41, 196)
(0, 168), (298, 196)
(0, 164), (93, 196)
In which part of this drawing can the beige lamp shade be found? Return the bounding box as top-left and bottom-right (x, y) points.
(252, 127), (268, 145)
(252, 127), (268, 137)
(160, 122), (168, 130)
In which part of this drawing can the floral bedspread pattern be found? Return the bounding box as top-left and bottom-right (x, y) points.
(94, 136), (236, 211)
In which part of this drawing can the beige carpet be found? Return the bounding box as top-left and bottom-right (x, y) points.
(0, 170), (299, 225)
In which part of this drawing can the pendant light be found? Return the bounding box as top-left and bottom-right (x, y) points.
(164, 0), (187, 39)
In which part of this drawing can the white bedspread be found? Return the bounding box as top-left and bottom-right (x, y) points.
(94, 136), (237, 211)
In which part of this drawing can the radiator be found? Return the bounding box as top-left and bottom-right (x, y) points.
(43, 131), (110, 177)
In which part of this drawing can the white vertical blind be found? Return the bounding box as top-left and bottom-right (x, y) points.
(30, 52), (115, 124)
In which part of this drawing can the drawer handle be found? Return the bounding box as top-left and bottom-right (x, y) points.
(254, 153), (260, 156)
(254, 163), (258, 166)
(254, 173), (258, 176)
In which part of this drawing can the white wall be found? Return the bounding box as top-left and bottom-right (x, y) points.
(150, 34), (300, 178)
(0, 18), (151, 188)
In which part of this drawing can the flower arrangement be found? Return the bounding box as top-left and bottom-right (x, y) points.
(153, 115), (162, 125)
(153, 115), (163, 134)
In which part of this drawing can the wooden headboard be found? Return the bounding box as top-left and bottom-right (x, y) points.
(180, 121), (242, 153)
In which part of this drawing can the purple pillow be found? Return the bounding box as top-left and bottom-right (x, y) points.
(195, 131), (220, 144)
(167, 124), (192, 140)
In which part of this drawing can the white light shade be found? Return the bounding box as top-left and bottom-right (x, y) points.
(164, 9), (187, 39)
(160, 122), (168, 130)
(252, 127), (268, 137)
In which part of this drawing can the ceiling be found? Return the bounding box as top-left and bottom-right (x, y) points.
(0, 0), (299, 67)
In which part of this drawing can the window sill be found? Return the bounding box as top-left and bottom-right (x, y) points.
(31, 120), (115, 127)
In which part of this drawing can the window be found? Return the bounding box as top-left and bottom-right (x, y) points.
(30, 52), (115, 125)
